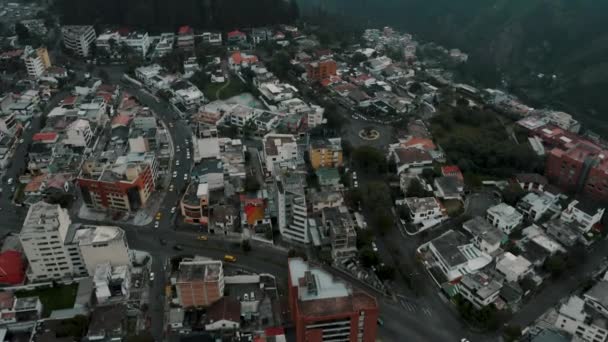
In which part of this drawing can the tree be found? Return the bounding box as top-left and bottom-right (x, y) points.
(98, 69), (110, 82)
(241, 239), (252, 252)
(398, 205), (412, 222)
(501, 184), (525, 206)
(190, 71), (210, 92)
(406, 179), (430, 198)
(373, 209), (394, 235)
(376, 265), (396, 281)
(244, 175), (261, 192)
(352, 146), (387, 174)
(268, 51), (292, 79)
(456, 97), (469, 107)
(544, 253), (567, 278)
(15, 23), (30, 44)
(359, 248), (379, 268)
(503, 324), (522, 342)
(351, 52), (367, 65)
(126, 333), (154, 342)
(409, 82), (422, 94)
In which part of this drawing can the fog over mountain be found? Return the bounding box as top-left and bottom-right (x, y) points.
(301, 0), (608, 134)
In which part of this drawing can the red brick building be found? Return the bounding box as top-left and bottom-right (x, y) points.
(176, 258), (224, 308)
(77, 162), (156, 212)
(287, 258), (378, 342)
(545, 140), (608, 201)
(306, 59), (337, 82)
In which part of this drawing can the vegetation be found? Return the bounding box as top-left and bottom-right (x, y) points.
(244, 174), (261, 192)
(16, 284), (78, 317)
(352, 146), (387, 174)
(430, 106), (543, 179)
(453, 294), (499, 331)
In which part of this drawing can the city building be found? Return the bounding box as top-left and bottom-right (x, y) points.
(561, 199), (605, 233)
(322, 206), (357, 260)
(544, 219), (580, 247)
(77, 156), (158, 212)
(72, 225), (131, 276)
(405, 197), (445, 227)
(424, 230), (492, 282)
(19, 202), (87, 282)
(61, 25), (97, 57)
(462, 216), (506, 255)
(64, 119), (94, 148)
(176, 257), (224, 308)
(276, 173), (309, 244)
(177, 26), (195, 51)
(390, 147), (433, 174)
(287, 258), (379, 342)
(516, 191), (561, 222)
(263, 133), (298, 175)
(545, 141), (608, 202)
(309, 138), (343, 170)
(226, 30), (246, 44)
(495, 252), (532, 282)
(584, 280), (608, 318)
(0, 250), (25, 285)
(306, 59), (337, 82)
(458, 272), (502, 309)
(434, 176), (464, 200)
(180, 183), (209, 225)
(553, 296), (608, 342)
(22, 46), (50, 79)
(515, 173), (548, 192)
(316, 168), (341, 188)
(486, 203), (524, 235)
(201, 32), (222, 45)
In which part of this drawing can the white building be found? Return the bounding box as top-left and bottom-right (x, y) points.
(307, 104), (325, 128)
(554, 296), (608, 342)
(154, 33), (175, 57)
(458, 272), (502, 308)
(486, 203), (523, 235)
(72, 225), (132, 276)
(62, 25), (97, 57)
(194, 137), (220, 162)
(227, 105), (258, 127)
(276, 174), (309, 244)
(94, 263), (130, 304)
(495, 252), (532, 282)
(262, 134), (298, 176)
(462, 216), (505, 255)
(95, 31), (120, 51)
(425, 230), (492, 282)
(258, 82), (298, 103)
(584, 280), (608, 319)
(22, 46), (49, 79)
(404, 197), (445, 227)
(516, 191), (561, 222)
(120, 31), (151, 57)
(201, 32), (222, 45)
(19, 202), (87, 282)
(561, 200), (605, 234)
(174, 85), (205, 109)
(64, 119), (94, 148)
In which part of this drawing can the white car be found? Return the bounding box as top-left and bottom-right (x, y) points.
(154, 221), (159, 229)
(149, 272), (155, 281)
(371, 242), (378, 252)
(171, 207), (176, 214)
(186, 154), (190, 160)
(169, 184), (174, 192)
(183, 174), (188, 180)
(176, 160), (180, 166)
(172, 171), (177, 178)
(7, 178), (13, 185)
(19, 139), (24, 144)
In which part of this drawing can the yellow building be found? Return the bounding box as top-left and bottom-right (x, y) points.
(36, 47), (51, 69)
(309, 138), (343, 170)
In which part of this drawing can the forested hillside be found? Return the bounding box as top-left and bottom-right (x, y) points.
(55, 0), (298, 31)
(300, 0), (608, 135)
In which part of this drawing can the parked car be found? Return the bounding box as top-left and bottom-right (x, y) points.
(149, 272), (155, 282)
(173, 244), (184, 251)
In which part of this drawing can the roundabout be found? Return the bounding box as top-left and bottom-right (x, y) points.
(358, 127), (381, 141)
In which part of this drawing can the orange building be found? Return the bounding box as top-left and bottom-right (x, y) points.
(176, 257), (224, 308)
(309, 138), (343, 170)
(306, 59), (337, 82)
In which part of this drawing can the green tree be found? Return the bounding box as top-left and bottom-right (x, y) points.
(501, 183), (525, 206)
(241, 239), (252, 253)
(376, 265), (396, 281)
(244, 175), (261, 192)
(352, 146), (387, 174)
(406, 179), (430, 198)
(544, 254), (567, 278)
(359, 248), (379, 268)
(15, 23), (30, 44)
(351, 52), (367, 65)
(190, 71), (210, 92)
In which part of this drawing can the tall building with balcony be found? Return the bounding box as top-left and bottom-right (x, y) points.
(176, 257), (224, 308)
(308, 137), (343, 170)
(23, 46), (51, 79)
(176, 26), (195, 51)
(61, 25), (96, 57)
(276, 173), (310, 244)
(288, 258), (379, 342)
(306, 59), (337, 82)
(72, 225), (132, 276)
(323, 206), (357, 260)
(18, 202), (87, 282)
(180, 183), (209, 225)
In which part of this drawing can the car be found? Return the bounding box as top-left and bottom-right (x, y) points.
(377, 318), (384, 326)
(224, 255), (237, 262)
(154, 221), (159, 228)
(352, 172), (357, 180)
(354, 181), (358, 188)
(197, 235), (208, 241)
(172, 171), (177, 178)
(149, 272), (155, 282)
(460, 339), (470, 342)
(155, 212), (162, 220)
(19, 139), (24, 144)
(170, 207), (176, 214)
(184, 174), (188, 180)
(173, 244), (184, 251)
(176, 160), (180, 166)
(169, 184), (174, 192)
(371, 242), (378, 252)
(7, 178), (13, 185)
(186, 154), (190, 160)
(159, 238), (167, 245)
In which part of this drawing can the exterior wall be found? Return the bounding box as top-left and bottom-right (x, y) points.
(458, 284), (499, 308)
(555, 312), (608, 342)
(62, 26), (96, 57)
(306, 60), (337, 82)
(79, 234), (131, 275)
(309, 147), (343, 170)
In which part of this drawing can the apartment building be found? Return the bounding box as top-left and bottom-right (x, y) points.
(23, 46), (51, 79)
(263, 133), (298, 175)
(554, 296), (608, 342)
(308, 138), (343, 170)
(322, 206), (357, 260)
(61, 25), (97, 57)
(306, 59), (337, 82)
(72, 225), (132, 276)
(176, 257), (224, 308)
(177, 26), (195, 51)
(561, 199), (605, 233)
(288, 258), (379, 342)
(276, 173), (310, 244)
(18, 202), (87, 282)
(458, 272), (502, 309)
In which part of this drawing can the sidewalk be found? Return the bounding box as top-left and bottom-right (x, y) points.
(76, 190), (166, 227)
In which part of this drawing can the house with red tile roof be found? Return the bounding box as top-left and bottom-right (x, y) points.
(441, 165), (464, 181)
(32, 132), (59, 144)
(227, 30), (246, 43)
(228, 51), (259, 70)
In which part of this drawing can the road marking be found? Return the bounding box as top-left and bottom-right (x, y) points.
(423, 308), (432, 317)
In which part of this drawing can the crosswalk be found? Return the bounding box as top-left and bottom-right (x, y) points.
(398, 296), (433, 317)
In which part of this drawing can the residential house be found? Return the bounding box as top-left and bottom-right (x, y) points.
(544, 219), (581, 247)
(405, 197), (445, 227)
(204, 297), (241, 331)
(561, 199), (605, 233)
(458, 272), (502, 309)
(316, 168), (341, 187)
(516, 191), (561, 222)
(390, 147), (433, 174)
(486, 203), (524, 235)
(262, 133), (298, 176)
(176, 257), (224, 308)
(308, 137), (343, 170)
(495, 252), (532, 282)
(515, 173), (548, 192)
(434, 176), (464, 200)
(554, 296), (608, 342)
(462, 217), (506, 255)
(322, 206), (357, 260)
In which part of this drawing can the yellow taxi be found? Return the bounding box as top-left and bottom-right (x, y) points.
(197, 235), (208, 241)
